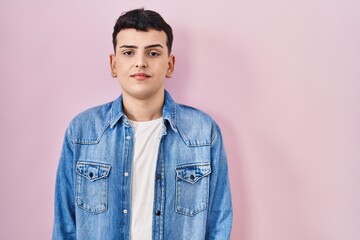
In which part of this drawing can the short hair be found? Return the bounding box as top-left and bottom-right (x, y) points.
(112, 8), (173, 55)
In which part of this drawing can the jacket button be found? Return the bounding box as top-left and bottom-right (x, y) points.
(190, 175), (195, 180)
(155, 210), (161, 216)
(156, 174), (161, 180)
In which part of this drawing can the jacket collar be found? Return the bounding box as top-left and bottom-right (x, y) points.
(109, 90), (177, 131)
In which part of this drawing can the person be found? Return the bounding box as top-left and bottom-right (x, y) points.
(52, 8), (232, 240)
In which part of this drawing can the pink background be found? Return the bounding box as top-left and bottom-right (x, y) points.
(1, 1), (359, 239)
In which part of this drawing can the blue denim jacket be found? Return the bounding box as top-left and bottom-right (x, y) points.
(53, 91), (232, 240)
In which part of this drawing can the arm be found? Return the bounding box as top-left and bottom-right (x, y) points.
(206, 123), (233, 239)
(52, 128), (76, 240)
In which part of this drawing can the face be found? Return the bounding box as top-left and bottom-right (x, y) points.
(110, 29), (175, 101)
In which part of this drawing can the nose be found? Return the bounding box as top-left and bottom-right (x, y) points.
(135, 54), (147, 69)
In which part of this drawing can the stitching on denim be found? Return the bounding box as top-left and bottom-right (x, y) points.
(210, 121), (220, 146)
(175, 203), (208, 217)
(110, 100), (115, 124)
(175, 162), (211, 169)
(175, 164), (211, 184)
(175, 177), (209, 216)
(172, 99), (176, 128)
(76, 161), (111, 181)
(176, 122), (212, 147)
(77, 160), (111, 168)
(75, 163), (109, 214)
(109, 97), (124, 128)
(176, 125), (190, 145)
(175, 162), (211, 216)
(159, 139), (165, 239)
(72, 121), (110, 144)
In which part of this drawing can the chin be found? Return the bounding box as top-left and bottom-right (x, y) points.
(124, 89), (162, 101)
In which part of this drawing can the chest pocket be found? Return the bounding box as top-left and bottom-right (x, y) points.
(175, 163), (211, 216)
(76, 161), (111, 214)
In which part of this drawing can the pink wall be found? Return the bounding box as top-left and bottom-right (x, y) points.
(1, 1), (359, 239)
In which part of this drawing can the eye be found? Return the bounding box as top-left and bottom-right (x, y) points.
(122, 50), (134, 56)
(148, 51), (160, 57)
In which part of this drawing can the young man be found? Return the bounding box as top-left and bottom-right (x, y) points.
(53, 8), (232, 240)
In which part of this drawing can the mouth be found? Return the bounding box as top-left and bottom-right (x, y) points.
(130, 73), (151, 80)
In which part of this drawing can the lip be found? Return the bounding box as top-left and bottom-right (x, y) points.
(131, 73), (151, 80)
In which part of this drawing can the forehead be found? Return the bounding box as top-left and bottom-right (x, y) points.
(116, 28), (167, 46)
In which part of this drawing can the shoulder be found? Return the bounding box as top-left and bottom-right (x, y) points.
(66, 100), (114, 144)
(176, 103), (214, 124)
(174, 103), (220, 146)
(71, 101), (113, 125)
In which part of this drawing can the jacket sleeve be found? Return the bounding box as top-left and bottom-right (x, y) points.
(206, 122), (233, 239)
(52, 127), (76, 240)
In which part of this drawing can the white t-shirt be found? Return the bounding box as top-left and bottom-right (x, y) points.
(129, 117), (163, 240)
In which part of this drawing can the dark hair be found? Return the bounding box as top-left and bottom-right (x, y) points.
(112, 8), (173, 54)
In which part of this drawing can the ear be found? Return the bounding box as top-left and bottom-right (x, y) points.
(166, 55), (175, 78)
(110, 54), (117, 78)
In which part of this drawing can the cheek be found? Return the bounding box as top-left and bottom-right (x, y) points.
(156, 61), (170, 74)
(116, 60), (129, 73)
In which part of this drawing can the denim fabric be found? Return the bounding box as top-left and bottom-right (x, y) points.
(52, 91), (232, 240)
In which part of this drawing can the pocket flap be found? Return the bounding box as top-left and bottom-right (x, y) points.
(76, 161), (111, 181)
(175, 163), (211, 184)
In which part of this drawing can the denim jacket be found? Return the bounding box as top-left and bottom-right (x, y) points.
(53, 91), (232, 240)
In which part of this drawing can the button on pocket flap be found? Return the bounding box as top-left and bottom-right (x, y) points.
(76, 161), (111, 181)
(175, 164), (211, 184)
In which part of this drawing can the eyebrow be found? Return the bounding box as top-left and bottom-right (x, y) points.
(119, 44), (164, 49)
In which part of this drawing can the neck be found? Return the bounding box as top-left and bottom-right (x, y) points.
(122, 92), (164, 122)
